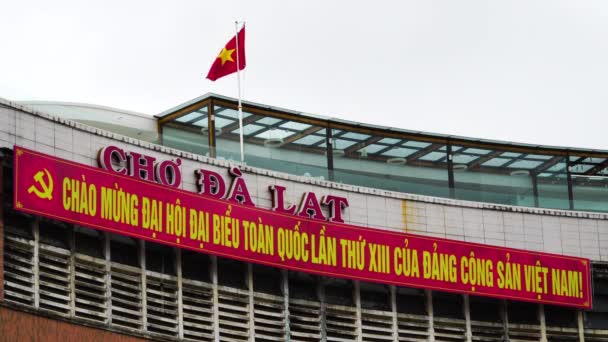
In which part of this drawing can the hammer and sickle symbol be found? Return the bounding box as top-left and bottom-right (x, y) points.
(27, 168), (54, 200)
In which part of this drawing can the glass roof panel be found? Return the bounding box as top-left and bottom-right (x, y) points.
(333, 139), (356, 149)
(232, 124), (265, 136)
(255, 129), (293, 140)
(453, 154), (477, 164)
(378, 138), (401, 145)
(214, 106), (252, 119)
(502, 152), (522, 158)
(525, 154), (553, 160)
(191, 118), (208, 127)
(464, 148), (493, 155)
(292, 135), (325, 146)
(482, 158), (511, 167)
(176, 111), (206, 123)
(257, 117), (282, 126)
(341, 132), (371, 141)
(381, 147), (417, 158)
(214, 117), (235, 128)
(509, 160), (543, 169)
(546, 163), (566, 172)
(570, 164), (594, 173)
(403, 140), (431, 148)
(419, 151), (446, 161)
(364, 144), (388, 154)
(280, 121), (311, 131)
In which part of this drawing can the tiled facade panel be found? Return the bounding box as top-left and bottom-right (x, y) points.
(1, 104), (607, 263)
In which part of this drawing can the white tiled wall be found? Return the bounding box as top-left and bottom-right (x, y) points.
(2, 103), (607, 262)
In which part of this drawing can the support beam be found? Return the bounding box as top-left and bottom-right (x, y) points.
(447, 144), (455, 198)
(282, 269), (290, 342)
(407, 143), (444, 162)
(467, 150), (504, 170)
(426, 290), (434, 342)
(539, 304), (547, 342)
(584, 158), (608, 176)
(211, 256), (220, 341)
(391, 286), (398, 341)
(248, 263), (255, 342)
(566, 159), (575, 210)
(532, 156), (564, 175)
(344, 136), (384, 155)
(69, 229), (76, 318)
(282, 126), (324, 145)
(104, 232), (112, 326)
(463, 295), (472, 342)
(578, 310), (585, 342)
(501, 300), (509, 341)
(176, 249), (184, 339)
(318, 280), (327, 342)
(355, 281), (362, 342)
(139, 240), (147, 332)
(33, 219), (40, 309)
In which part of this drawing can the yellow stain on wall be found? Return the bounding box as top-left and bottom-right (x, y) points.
(401, 200), (408, 232)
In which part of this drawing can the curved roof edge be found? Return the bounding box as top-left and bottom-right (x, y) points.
(17, 100), (158, 143)
(20, 100), (150, 118)
(157, 93), (608, 156)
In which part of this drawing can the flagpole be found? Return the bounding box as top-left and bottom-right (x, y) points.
(235, 20), (245, 164)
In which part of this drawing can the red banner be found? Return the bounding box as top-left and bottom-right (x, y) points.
(13, 146), (592, 309)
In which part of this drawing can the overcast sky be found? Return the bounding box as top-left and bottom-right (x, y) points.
(1, 1), (607, 149)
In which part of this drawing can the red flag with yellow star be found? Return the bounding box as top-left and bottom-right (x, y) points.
(206, 26), (246, 81)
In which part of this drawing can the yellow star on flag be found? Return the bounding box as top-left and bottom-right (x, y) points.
(217, 47), (235, 66)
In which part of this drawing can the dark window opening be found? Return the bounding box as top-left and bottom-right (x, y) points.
(182, 250), (211, 282)
(146, 241), (176, 275)
(217, 257), (247, 289)
(253, 264), (282, 295)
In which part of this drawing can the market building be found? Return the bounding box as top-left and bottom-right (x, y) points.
(0, 93), (607, 341)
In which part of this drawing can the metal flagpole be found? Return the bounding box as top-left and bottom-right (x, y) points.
(235, 20), (245, 164)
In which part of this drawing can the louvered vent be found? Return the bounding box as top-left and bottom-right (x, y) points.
(507, 302), (540, 341)
(470, 320), (504, 341)
(73, 253), (108, 323)
(110, 263), (143, 331)
(469, 297), (504, 341)
(508, 323), (541, 341)
(585, 329), (608, 342)
(433, 316), (466, 342)
(396, 288), (429, 342)
(289, 298), (322, 341)
(360, 283), (394, 341)
(324, 279), (357, 342)
(545, 326), (579, 341)
(182, 278), (214, 341)
(3, 229), (35, 306)
(433, 293), (466, 342)
(253, 291), (287, 341)
(325, 304), (358, 341)
(37, 243), (71, 315)
(145, 271), (179, 338)
(217, 286), (251, 341)
(397, 312), (429, 341)
(545, 306), (579, 342)
(360, 308), (394, 341)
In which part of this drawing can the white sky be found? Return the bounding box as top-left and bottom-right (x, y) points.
(1, 1), (607, 149)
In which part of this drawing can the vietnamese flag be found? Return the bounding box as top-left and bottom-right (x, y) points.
(206, 26), (246, 81)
